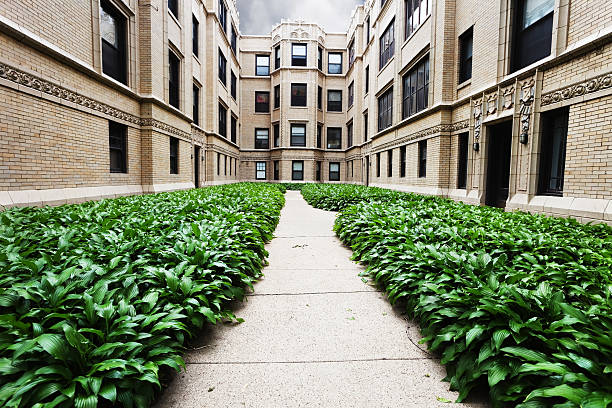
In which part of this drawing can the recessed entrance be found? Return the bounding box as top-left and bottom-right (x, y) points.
(485, 120), (513, 208)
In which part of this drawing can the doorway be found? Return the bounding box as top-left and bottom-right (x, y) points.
(485, 121), (513, 208)
(194, 146), (201, 188)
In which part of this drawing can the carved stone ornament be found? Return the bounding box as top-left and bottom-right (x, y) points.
(486, 93), (498, 116)
(502, 87), (515, 110)
(541, 72), (612, 106)
(473, 99), (483, 143)
(519, 79), (535, 141)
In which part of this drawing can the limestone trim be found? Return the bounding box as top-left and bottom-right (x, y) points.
(541, 71), (612, 106)
(371, 120), (469, 153)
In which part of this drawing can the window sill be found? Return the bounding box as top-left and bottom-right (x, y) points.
(327, 111), (344, 114)
(193, 55), (202, 65)
(290, 106), (309, 109)
(168, 11), (181, 28)
(254, 112), (271, 115)
(378, 56), (395, 73)
(401, 14), (431, 49)
(457, 79), (471, 91)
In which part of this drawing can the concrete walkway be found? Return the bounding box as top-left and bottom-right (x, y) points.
(156, 191), (488, 407)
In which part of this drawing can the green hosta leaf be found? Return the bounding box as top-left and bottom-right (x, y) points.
(581, 392), (612, 408)
(36, 334), (70, 361)
(74, 395), (98, 408)
(492, 329), (511, 350)
(501, 347), (547, 363)
(466, 325), (486, 348)
(526, 384), (588, 404)
(99, 383), (117, 403)
(488, 361), (511, 387)
(518, 362), (570, 375)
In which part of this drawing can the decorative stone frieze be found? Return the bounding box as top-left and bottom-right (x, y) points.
(541, 72), (612, 106)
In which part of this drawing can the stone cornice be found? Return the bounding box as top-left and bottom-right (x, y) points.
(372, 120), (469, 153)
(0, 61), (193, 140)
(541, 72), (612, 106)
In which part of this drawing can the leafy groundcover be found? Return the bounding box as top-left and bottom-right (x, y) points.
(301, 184), (612, 408)
(0, 183), (284, 407)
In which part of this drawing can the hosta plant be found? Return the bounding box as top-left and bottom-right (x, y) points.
(302, 184), (612, 408)
(0, 183), (284, 407)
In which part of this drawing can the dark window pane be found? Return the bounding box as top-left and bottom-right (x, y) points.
(109, 121), (127, 173)
(327, 127), (342, 149)
(218, 49), (227, 85)
(101, 1), (127, 84)
(255, 92), (270, 113)
(292, 44), (307, 66)
(457, 132), (469, 188)
(538, 108), (568, 195)
(329, 162), (340, 181)
(291, 124), (306, 146)
(291, 83), (307, 106)
(218, 103), (227, 137)
(255, 128), (269, 149)
(168, 0), (178, 18)
(169, 51), (180, 108)
(328, 53), (343, 74)
(327, 90), (342, 112)
(170, 136), (179, 174)
(256, 55), (270, 76)
(292, 161), (304, 180)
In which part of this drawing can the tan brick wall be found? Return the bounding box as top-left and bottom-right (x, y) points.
(567, 0), (612, 46)
(564, 95), (612, 200)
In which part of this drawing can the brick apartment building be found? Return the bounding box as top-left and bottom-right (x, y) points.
(0, 0), (611, 223)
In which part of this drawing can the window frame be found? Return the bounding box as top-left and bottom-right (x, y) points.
(387, 149), (393, 177)
(292, 160), (304, 181)
(379, 19), (395, 70)
(347, 122), (354, 148)
(457, 133), (469, 188)
(231, 71), (237, 100)
(168, 49), (180, 109)
(290, 123), (307, 147)
(378, 87), (393, 131)
(365, 65), (370, 94)
(193, 83), (200, 126)
(192, 15), (199, 58)
(402, 56), (430, 119)
(255, 128), (270, 149)
(230, 114), (237, 144)
(317, 124), (322, 148)
(275, 45), (281, 70)
(169, 136), (179, 174)
(458, 27), (473, 84)
(348, 81), (355, 108)
(256, 54), (270, 76)
(318, 46), (323, 71)
(511, 0), (554, 72)
(328, 52), (343, 74)
(400, 145), (406, 177)
(255, 161), (267, 180)
(100, 0), (128, 85)
(218, 48), (227, 85)
(376, 152), (381, 177)
(218, 0), (227, 33)
(273, 123), (280, 147)
(327, 127), (342, 149)
(274, 85), (280, 109)
(218, 103), (227, 138)
(405, 0), (431, 40)
(418, 140), (427, 178)
(168, 0), (178, 19)
(231, 25), (238, 54)
(109, 121), (127, 173)
(291, 83), (307, 107)
(292, 43), (307, 67)
(255, 91), (270, 113)
(329, 162), (340, 181)
(327, 90), (343, 112)
(348, 39), (355, 68)
(273, 160), (280, 180)
(538, 107), (569, 196)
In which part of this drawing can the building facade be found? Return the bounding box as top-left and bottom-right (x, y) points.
(1, 0), (611, 224)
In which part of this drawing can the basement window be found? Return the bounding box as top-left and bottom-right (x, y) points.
(109, 121), (127, 173)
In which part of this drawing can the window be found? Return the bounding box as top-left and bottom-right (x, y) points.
(378, 87), (393, 131)
(402, 56), (429, 119)
(168, 0), (178, 18)
(231, 26), (237, 54)
(170, 136), (179, 174)
(101, 1), (127, 85)
(327, 90), (342, 112)
(224, 155), (227, 175)
(365, 66), (370, 93)
(217, 153), (220, 175)
(218, 0), (227, 33)
(348, 81), (354, 107)
(292, 161), (304, 180)
(364, 113), (368, 142)
(327, 127), (342, 149)
(193, 84), (200, 126)
(317, 124), (322, 148)
(538, 108), (568, 196)
(169, 50), (180, 109)
(457, 133), (469, 188)
(256, 162), (267, 180)
(256, 55), (270, 76)
(366, 16), (371, 43)
(347, 122), (353, 147)
(255, 128), (270, 149)
(512, 0), (554, 72)
(379, 19), (395, 69)
(376, 152), (381, 177)
(291, 83), (307, 106)
(219, 103), (227, 137)
(231, 71), (237, 100)
(275, 45), (281, 70)
(459, 28), (473, 83)
(318, 47), (323, 70)
(387, 150), (393, 177)
(192, 15), (199, 57)
(381, 0), (389, 7)
(292, 44), (307, 66)
(229, 157), (232, 176)
(274, 123), (280, 147)
(255, 91), (270, 113)
(329, 162), (340, 181)
(109, 121), (127, 173)
(405, 0), (431, 39)
(400, 145), (406, 177)
(274, 161), (280, 180)
(317, 86), (323, 110)
(348, 39), (355, 67)
(328, 53), (342, 74)
(274, 85), (280, 109)
(291, 124), (306, 147)
(231, 115), (237, 144)
(418, 140), (427, 178)
(316, 161), (321, 181)
(218, 48), (227, 85)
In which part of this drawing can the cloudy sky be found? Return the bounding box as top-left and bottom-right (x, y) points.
(237, 0), (365, 35)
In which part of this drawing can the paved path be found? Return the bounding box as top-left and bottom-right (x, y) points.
(156, 191), (488, 407)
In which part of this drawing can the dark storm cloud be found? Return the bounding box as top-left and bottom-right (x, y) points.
(237, 0), (364, 35)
